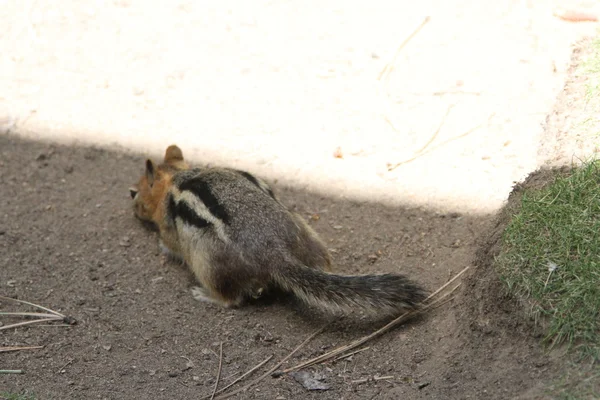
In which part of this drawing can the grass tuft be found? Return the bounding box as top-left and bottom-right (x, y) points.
(496, 161), (600, 361)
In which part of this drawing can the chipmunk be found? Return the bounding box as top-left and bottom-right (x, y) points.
(129, 145), (426, 318)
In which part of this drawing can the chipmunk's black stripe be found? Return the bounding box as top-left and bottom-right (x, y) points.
(235, 170), (276, 200)
(179, 178), (230, 224)
(175, 199), (212, 229)
(166, 193), (178, 226)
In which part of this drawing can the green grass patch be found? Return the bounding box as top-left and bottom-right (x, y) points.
(496, 161), (600, 361)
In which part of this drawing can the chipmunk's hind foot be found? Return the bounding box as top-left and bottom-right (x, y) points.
(190, 286), (244, 309)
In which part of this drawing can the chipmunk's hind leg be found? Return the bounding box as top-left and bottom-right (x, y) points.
(206, 250), (270, 309)
(290, 214), (332, 272)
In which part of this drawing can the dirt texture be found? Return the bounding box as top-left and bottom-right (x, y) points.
(2, 5), (600, 399)
(538, 36), (600, 167)
(0, 133), (569, 400)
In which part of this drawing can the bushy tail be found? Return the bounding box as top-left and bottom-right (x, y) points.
(272, 263), (427, 317)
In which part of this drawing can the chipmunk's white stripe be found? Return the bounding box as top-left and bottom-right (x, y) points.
(170, 187), (230, 244)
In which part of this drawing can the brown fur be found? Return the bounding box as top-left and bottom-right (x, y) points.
(130, 145), (426, 319)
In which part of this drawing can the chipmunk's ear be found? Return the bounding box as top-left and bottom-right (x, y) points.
(164, 145), (184, 164)
(145, 159), (156, 186)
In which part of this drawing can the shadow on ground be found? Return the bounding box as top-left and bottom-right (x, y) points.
(0, 134), (559, 399)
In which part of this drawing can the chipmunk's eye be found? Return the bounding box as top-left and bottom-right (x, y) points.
(129, 187), (138, 199)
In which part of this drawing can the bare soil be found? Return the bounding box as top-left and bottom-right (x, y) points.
(2, 30), (599, 400)
(0, 133), (564, 400)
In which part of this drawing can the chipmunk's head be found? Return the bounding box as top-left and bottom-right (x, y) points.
(130, 145), (189, 223)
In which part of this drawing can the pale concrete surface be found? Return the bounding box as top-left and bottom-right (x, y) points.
(1, 0), (598, 213)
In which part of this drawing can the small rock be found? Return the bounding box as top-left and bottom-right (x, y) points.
(333, 147), (344, 159)
(102, 345), (112, 351)
(333, 225), (343, 230)
(290, 371), (330, 391)
(119, 237), (131, 247)
(182, 359), (194, 371)
(168, 371), (179, 378)
(417, 381), (430, 390)
(6, 280), (16, 287)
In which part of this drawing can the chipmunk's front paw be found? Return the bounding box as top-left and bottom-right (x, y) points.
(190, 286), (218, 304)
(159, 239), (183, 262)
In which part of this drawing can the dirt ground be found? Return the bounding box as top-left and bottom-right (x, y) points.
(2, 3), (600, 399)
(1, 132), (559, 400)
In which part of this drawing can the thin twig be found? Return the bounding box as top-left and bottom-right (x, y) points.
(215, 325), (325, 399)
(0, 295), (65, 318)
(210, 342), (224, 400)
(424, 266), (470, 301)
(279, 290), (455, 373)
(276, 267), (469, 374)
(0, 312), (63, 319)
(201, 355), (273, 399)
(378, 16), (431, 81)
(351, 375), (394, 384)
(0, 370), (24, 374)
(0, 317), (61, 331)
(412, 104), (454, 157)
(387, 114), (495, 171)
(0, 345), (44, 353)
(221, 371), (241, 381)
(56, 359), (74, 374)
(332, 347), (370, 363)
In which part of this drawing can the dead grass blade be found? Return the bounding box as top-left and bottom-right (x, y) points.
(387, 114), (496, 171)
(201, 355), (273, 400)
(274, 267), (470, 374)
(378, 16), (431, 82)
(215, 325), (325, 399)
(0, 345), (44, 353)
(332, 346), (370, 363)
(209, 342), (224, 400)
(0, 317), (62, 332)
(0, 311), (63, 319)
(0, 295), (65, 318)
